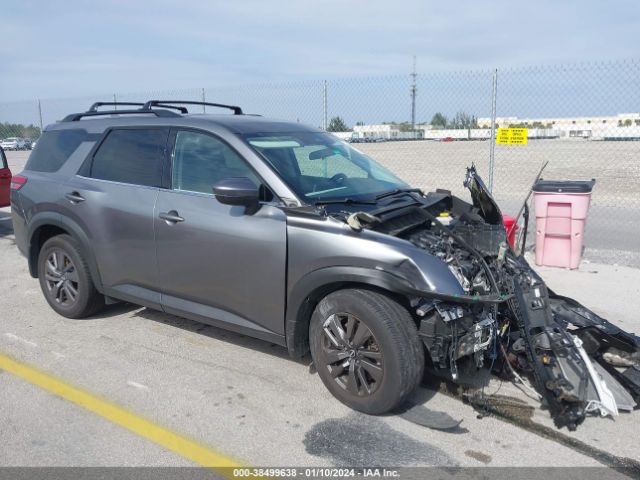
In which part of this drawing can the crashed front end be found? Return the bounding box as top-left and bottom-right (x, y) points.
(336, 167), (640, 430)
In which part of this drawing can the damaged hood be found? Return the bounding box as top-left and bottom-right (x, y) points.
(463, 165), (503, 225)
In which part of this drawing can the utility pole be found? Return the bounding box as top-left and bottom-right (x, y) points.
(323, 80), (328, 130)
(410, 56), (417, 136)
(37, 99), (43, 131)
(201, 88), (206, 113)
(113, 94), (117, 110)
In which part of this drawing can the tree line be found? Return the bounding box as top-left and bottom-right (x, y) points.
(428, 111), (479, 129)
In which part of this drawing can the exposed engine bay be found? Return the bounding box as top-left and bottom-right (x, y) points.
(330, 166), (640, 431)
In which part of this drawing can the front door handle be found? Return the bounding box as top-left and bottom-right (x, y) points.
(159, 210), (185, 224)
(65, 192), (85, 204)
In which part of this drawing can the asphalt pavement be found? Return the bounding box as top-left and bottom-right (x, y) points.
(1, 207), (639, 472)
(1, 149), (639, 474)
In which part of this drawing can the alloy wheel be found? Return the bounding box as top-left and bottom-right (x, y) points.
(319, 312), (384, 396)
(44, 248), (80, 307)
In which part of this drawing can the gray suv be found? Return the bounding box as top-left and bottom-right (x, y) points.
(11, 101), (640, 428)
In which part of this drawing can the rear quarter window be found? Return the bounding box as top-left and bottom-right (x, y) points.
(89, 128), (168, 187)
(25, 129), (91, 172)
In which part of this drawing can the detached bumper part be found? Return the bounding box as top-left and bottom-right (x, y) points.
(509, 278), (588, 429)
(573, 336), (618, 417)
(505, 262), (640, 429)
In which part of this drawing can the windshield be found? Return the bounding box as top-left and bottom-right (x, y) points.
(241, 132), (409, 203)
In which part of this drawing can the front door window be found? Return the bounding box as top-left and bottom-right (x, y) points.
(172, 130), (258, 194)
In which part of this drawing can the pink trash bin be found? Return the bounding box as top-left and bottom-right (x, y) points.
(533, 179), (595, 269)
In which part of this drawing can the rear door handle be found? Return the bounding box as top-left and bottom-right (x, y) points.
(159, 210), (185, 224)
(65, 192), (85, 204)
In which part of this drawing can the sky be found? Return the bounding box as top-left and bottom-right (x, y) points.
(1, 0), (639, 126)
(3, 0), (640, 100)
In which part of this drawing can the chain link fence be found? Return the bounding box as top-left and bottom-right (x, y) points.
(1, 60), (639, 266)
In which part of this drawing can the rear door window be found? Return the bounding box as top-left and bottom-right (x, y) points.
(0, 148), (7, 169)
(25, 129), (91, 172)
(90, 128), (169, 187)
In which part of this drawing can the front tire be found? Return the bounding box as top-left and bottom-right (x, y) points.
(309, 289), (424, 414)
(37, 234), (105, 318)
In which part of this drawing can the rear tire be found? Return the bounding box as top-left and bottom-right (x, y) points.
(38, 234), (105, 318)
(309, 288), (424, 414)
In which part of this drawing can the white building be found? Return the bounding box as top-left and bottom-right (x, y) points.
(418, 127), (560, 141)
(352, 124), (423, 140)
(345, 114), (640, 142)
(330, 131), (353, 141)
(477, 113), (640, 139)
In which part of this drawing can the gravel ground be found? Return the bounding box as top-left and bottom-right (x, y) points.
(356, 139), (640, 267)
(357, 139), (640, 206)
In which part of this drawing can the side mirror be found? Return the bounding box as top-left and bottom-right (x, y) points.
(212, 177), (260, 213)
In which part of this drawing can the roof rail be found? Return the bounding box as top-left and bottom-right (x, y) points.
(62, 108), (181, 122)
(88, 101), (189, 114)
(88, 102), (145, 112)
(61, 99), (244, 122)
(143, 100), (243, 115)
(146, 103), (189, 114)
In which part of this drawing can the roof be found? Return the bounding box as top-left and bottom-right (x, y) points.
(186, 113), (321, 134)
(49, 102), (321, 135)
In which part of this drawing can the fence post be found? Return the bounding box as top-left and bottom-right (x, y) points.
(323, 80), (328, 130)
(201, 88), (206, 113)
(410, 55), (417, 138)
(37, 99), (43, 131)
(488, 68), (498, 192)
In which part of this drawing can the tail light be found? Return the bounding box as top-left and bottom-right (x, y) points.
(10, 175), (27, 191)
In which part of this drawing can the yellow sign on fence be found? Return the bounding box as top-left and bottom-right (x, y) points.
(496, 128), (528, 145)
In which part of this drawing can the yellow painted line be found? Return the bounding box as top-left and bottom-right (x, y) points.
(0, 352), (242, 473)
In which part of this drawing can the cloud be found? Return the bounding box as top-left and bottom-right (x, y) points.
(1, 0), (639, 100)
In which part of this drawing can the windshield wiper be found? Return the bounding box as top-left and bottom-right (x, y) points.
(314, 197), (377, 206)
(315, 189), (423, 206)
(375, 188), (423, 200)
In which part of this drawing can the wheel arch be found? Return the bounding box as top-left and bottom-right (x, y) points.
(27, 214), (104, 291)
(285, 266), (417, 358)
